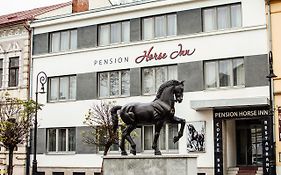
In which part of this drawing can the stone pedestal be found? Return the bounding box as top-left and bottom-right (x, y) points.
(102, 155), (197, 175)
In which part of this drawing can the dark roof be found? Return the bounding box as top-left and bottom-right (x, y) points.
(0, 2), (71, 26)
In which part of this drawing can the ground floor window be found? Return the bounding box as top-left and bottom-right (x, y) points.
(47, 128), (76, 153)
(98, 124), (178, 153)
(53, 172), (64, 175)
(142, 124), (178, 151)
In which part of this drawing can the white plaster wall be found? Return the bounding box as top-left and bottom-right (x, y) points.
(32, 27), (267, 76)
(32, 0), (266, 34)
(30, 0), (269, 170)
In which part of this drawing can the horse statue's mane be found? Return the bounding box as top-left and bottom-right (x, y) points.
(154, 80), (182, 101)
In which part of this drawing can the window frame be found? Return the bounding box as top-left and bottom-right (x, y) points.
(48, 75), (77, 102)
(142, 124), (179, 153)
(202, 3), (242, 32)
(47, 128), (76, 153)
(98, 69), (130, 98)
(8, 57), (19, 87)
(98, 20), (130, 46)
(50, 29), (78, 53)
(0, 58), (3, 88)
(141, 65), (178, 95)
(142, 13), (177, 40)
(204, 57), (245, 89)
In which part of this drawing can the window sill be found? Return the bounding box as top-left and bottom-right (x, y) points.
(98, 95), (130, 100)
(46, 151), (76, 155)
(204, 85), (245, 91)
(47, 99), (76, 103)
(142, 150), (179, 154)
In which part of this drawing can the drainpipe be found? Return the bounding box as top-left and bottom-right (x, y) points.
(266, 0), (277, 174)
(23, 21), (32, 175)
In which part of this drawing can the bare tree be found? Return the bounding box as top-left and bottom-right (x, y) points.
(0, 93), (38, 175)
(83, 101), (120, 156)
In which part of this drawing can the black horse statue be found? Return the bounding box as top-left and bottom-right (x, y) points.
(110, 80), (186, 155)
(187, 124), (205, 152)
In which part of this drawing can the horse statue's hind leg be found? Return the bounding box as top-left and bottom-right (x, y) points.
(152, 121), (164, 155)
(120, 124), (137, 155)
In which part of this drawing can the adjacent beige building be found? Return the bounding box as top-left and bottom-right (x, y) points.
(270, 0), (281, 174)
(0, 2), (71, 174)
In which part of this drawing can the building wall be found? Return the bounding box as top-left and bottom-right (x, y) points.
(31, 0), (269, 174)
(0, 24), (30, 175)
(271, 1), (281, 174)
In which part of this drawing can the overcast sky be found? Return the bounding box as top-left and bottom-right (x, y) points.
(0, 0), (71, 16)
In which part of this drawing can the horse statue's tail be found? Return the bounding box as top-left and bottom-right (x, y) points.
(110, 105), (122, 132)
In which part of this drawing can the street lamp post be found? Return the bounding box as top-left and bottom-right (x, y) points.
(32, 71), (47, 175)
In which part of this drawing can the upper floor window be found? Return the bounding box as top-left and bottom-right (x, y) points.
(142, 65), (177, 95)
(8, 57), (19, 87)
(204, 58), (244, 89)
(48, 75), (76, 102)
(98, 21), (130, 46)
(50, 29), (77, 52)
(203, 3), (242, 32)
(143, 124), (178, 151)
(98, 70), (130, 98)
(142, 14), (177, 40)
(0, 59), (3, 88)
(47, 128), (76, 153)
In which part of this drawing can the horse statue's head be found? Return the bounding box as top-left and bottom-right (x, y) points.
(154, 80), (184, 104)
(173, 80), (184, 103)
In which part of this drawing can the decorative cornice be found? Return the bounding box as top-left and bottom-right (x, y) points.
(0, 26), (27, 39)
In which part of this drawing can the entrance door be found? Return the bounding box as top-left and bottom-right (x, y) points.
(236, 120), (263, 166)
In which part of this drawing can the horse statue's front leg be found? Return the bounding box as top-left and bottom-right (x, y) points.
(152, 121), (164, 155)
(171, 116), (186, 143)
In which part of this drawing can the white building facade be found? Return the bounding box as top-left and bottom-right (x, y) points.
(31, 0), (273, 175)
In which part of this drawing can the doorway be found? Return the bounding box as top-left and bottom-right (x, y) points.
(236, 119), (263, 166)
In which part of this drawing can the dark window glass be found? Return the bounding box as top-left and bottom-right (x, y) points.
(73, 173), (85, 175)
(53, 173), (64, 175)
(8, 57), (19, 87)
(0, 59), (3, 87)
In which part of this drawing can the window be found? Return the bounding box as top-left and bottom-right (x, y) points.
(8, 57), (19, 87)
(37, 172), (45, 175)
(142, 14), (177, 40)
(47, 128), (76, 152)
(142, 65), (177, 95)
(142, 124), (178, 151)
(203, 3), (242, 32)
(98, 70), (130, 98)
(73, 173), (85, 175)
(50, 29), (77, 52)
(98, 21), (130, 46)
(204, 58), (244, 89)
(48, 75), (76, 102)
(0, 59), (3, 88)
(53, 173), (64, 175)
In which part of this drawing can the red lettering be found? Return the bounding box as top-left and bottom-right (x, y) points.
(135, 46), (167, 64)
(135, 44), (195, 64)
(170, 44), (196, 59)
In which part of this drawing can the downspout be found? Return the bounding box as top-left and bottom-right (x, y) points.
(23, 20), (32, 175)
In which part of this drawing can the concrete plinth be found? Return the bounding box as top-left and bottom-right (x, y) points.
(102, 155), (197, 175)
